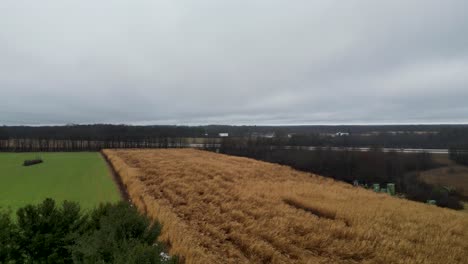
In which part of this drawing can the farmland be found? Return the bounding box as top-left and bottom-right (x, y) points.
(419, 154), (468, 198)
(104, 149), (468, 264)
(0, 152), (120, 214)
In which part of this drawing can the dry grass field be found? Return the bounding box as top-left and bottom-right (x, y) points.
(103, 149), (468, 264)
(419, 154), (468, 198)
(419, 166), (468, 197)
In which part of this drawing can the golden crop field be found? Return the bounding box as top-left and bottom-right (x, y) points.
(103, 149), (468, 264)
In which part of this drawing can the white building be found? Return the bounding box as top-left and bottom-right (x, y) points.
(219, 133), (229, 137)
(335, 132), (350, 137)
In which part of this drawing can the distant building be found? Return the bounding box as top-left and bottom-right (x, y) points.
(219, 133), (229, 137)
(335, 132), (350, 137)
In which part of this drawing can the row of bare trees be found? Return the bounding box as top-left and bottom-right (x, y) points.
(0, 138), (191, 152)
(449, 147), (468, 166)
(0, 124), (211, 152)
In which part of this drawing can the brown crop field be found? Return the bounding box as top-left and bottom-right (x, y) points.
(103, 149), (468, 264)
(419, 154), (468, 198)
(419, 165), (468, 197)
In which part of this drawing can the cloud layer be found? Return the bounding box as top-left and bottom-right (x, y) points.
(1, 0), (467, 125)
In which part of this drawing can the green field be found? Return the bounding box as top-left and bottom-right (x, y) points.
(0, 152), (120, 214)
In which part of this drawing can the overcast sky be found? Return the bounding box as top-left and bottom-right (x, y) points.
(1, 0), (467, 125)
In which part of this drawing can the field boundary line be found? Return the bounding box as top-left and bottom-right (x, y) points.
(100, 151), (131, 202)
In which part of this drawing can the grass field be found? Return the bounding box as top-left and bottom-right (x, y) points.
(0, 152), (120, 214)
(104, 149), (468, 264)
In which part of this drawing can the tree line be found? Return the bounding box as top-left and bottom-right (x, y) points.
(449, 146), (468, 166)
(0, 125), (217, 152)
(0, 138), (194, 152)
(288, 127), (468, 149)
(1, 124), (468, 151)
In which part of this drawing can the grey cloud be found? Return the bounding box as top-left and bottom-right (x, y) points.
(1, 0), (467, 125)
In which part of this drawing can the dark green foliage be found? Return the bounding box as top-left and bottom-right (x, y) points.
(71, 203), (164, 263)
(74, 241), (168, 264)
(112, 243), (171, 264)
(0, 199), (175, 264)
(22, 159), (43, 166)
(15, 199), (86, 263)
(0, 210), (19, 263)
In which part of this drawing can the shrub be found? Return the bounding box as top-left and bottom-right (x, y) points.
(71, 202), (166, 264)
(16, 198), (87, 263)
(23, 159), (43, 166)
(0, 199), (175, 264)
(0, 210), (19, 262)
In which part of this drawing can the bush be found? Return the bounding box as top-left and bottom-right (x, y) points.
(23, 159), (43, 166)
(0, 210), (19, 262)
(0, 199), (175, 264)
(71, 202), (165, 263)
(15, 198), (87, 263)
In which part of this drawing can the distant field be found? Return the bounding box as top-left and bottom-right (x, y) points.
(0, 152), (120, 214)
(420, 154), (468, 198)
(104, 149), (468, 264)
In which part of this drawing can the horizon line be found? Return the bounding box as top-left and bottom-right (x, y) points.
(2, 122), (468, 127)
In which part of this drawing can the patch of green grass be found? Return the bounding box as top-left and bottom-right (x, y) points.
(0, 152), (120, 214)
